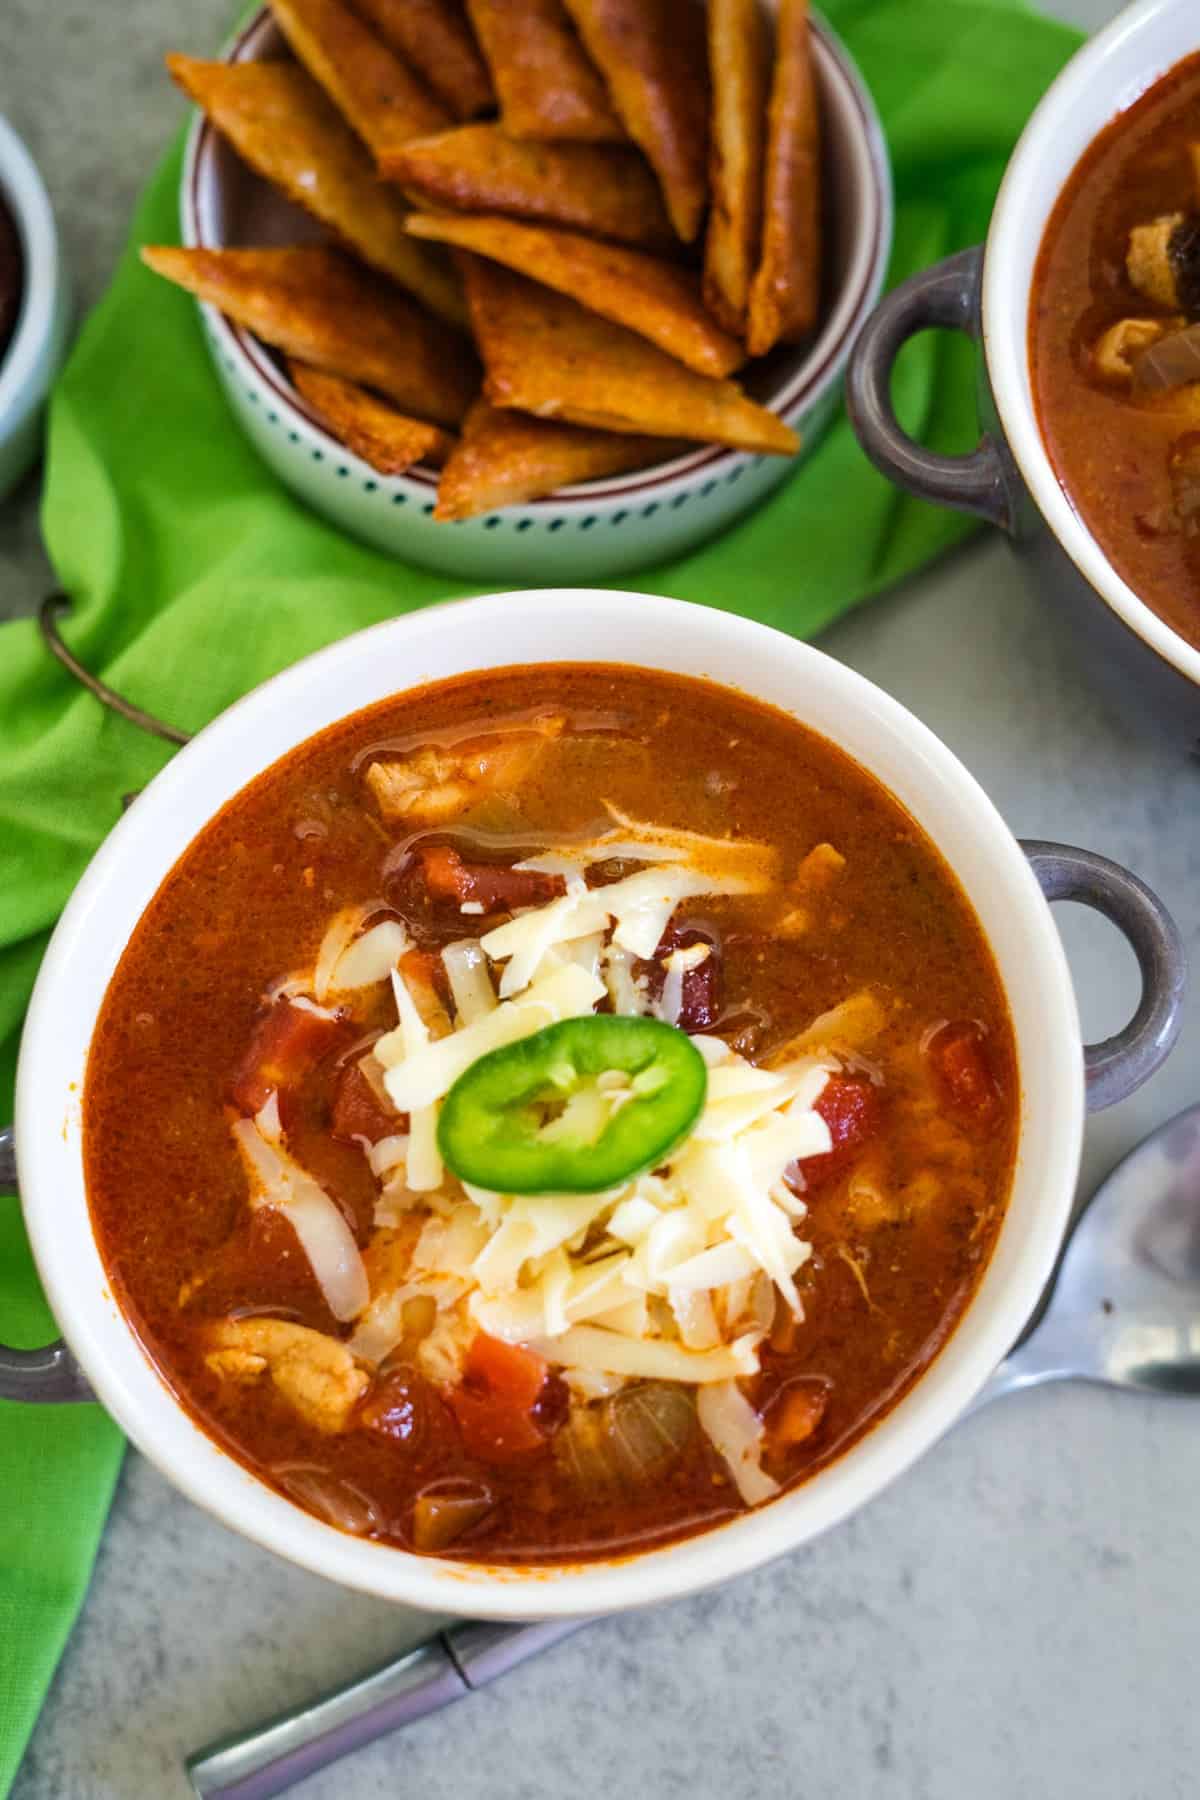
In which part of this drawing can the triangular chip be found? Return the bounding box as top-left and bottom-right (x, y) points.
(167, 55), (466, 329)
(466, 0), (625, 143)
(747, 0), (821, 356)
(351, 0), (494, 120)
(435, 399), (674, 518)
(289, 361), (455, 472)
(142, 246), (478, 426)
(464, 258), (797, 454)
(702, 0), (771, 336)
(381, 124), (674, 249)
(561, 0), (709, 242)
(409, 211), (742, 376)
(270, 0), (450, 165)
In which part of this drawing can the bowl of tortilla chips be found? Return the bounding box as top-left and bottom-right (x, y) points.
(147, 0), (891, 581)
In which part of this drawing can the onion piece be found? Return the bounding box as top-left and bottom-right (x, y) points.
(696, 1380), (781, 1506)
(333, 920), (409, 991)
(411, 1478), (493, 1551)
(253, 1090), (282, 1145)
(669, 1285), (720, 1349)
(231, 1118), (369, 1322)
(441, 939), (497, 1024)
(556, 1382), (695, 1490)
(368, 1133), (409, 1179)
(275, 1464), (383, 1536)
(1133, 321), (1200, 393)
(313, 907), (366, 1003)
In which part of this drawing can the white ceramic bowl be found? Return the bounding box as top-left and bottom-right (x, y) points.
(0, 112), (69, 500)
(847, 0), (1200, 749)
(9, 591), (1183, 1618)
(984, 0), (1200, 697)
(178, 7), (892, 581)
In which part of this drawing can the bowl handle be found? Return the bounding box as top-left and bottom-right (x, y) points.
(0, 1125), (95, 1402)
(845, 245), (1013, 531)
(1021, 842), (1188, 1111)
(0, 839), (1183, 1396)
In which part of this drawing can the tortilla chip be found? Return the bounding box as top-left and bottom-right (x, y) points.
(382, 124), (674, 249)
(747, 0), (821, 355)
(141, 246), (478, 426)
(702, 0), (771, 336)
(167, 56), (466, 329)
(435, 399), (672, 518)
(351, 0), (494, 119)
(409, 211), (742, 376)
(466, 0), (624, 143)
(464, 258), (797, 454)
(289, 361), (455, 472)
(561, 0), (709, 242)
(270, 0), (450, 165)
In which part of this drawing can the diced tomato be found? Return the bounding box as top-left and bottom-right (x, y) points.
(927, 1020), (998, 1120)
(789, 1075), (882, 1192)
(331, 1063), (403, 1145)
(449, 1334), (560, 1463)
(415, 846), (565, 915)
(229, 1000), (345, 1116)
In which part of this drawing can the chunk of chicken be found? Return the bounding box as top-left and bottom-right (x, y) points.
(1128, 215), (1186, 310)
(795, 842), (846, 888)
(206, 1318), (368, 1433)
(1092, 317), (1180, 383)
(364, 717), (565, 826)
(365, 748), (475, 826)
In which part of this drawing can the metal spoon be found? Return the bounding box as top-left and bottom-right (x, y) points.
(186, 1102), (1200, 1799)
(971, 1098), (1200, 1409)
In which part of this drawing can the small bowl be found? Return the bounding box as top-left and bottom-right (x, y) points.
(179, 6), (892, 581)
(0, 113), (70, 501)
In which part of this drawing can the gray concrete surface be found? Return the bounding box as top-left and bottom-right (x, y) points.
(6, 1), (1200, 1797)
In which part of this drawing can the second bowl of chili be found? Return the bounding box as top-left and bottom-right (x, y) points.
(847, 0), (1200, 752)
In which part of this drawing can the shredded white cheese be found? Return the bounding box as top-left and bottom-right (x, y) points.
(481, 863), (765, 1000)
(378, 963), (605, 1110)
(237, 818), (877, 1504)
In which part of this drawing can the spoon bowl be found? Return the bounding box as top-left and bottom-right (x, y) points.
(975, 1102), (1200, 1407)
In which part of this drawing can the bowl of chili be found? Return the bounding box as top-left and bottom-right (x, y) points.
(846, 0), (1200, 753)
(3, 589), (1185, 1616)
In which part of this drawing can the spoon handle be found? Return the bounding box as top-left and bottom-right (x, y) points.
(186, 1621), (583, 1799)
(185, 1336), (1076, 1796)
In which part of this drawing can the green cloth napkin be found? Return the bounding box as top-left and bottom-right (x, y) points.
(0, 0), (1081, 1787)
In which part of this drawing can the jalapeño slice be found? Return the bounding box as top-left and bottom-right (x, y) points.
(438, 1015), (708, 1195)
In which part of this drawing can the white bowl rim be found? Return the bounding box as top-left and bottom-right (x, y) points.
(15, 588), (1085, 1618)
(0, 111), (61, 430)
(177, 4), (894, 509)
(982, 0), (1200, 692)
